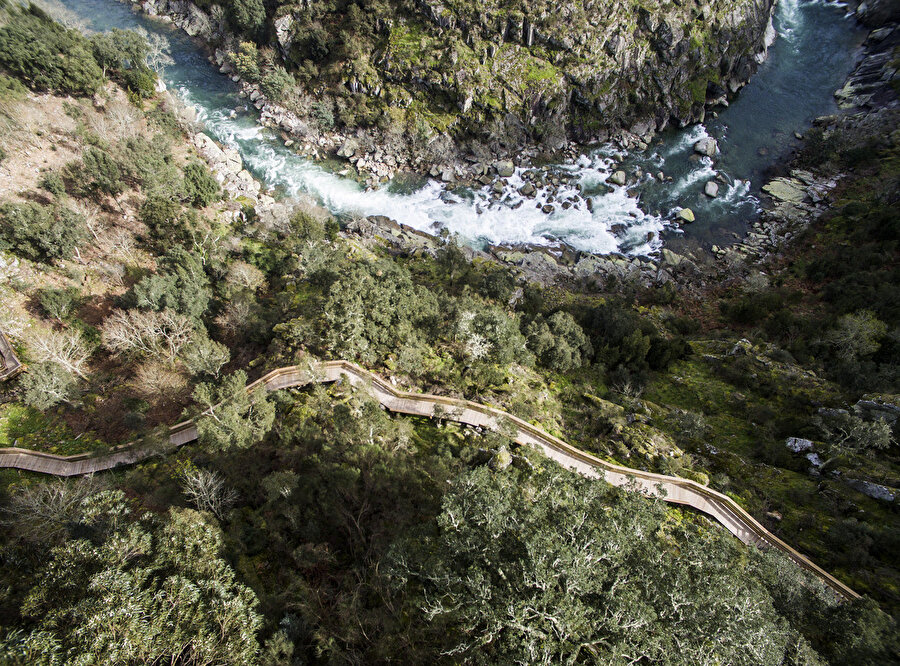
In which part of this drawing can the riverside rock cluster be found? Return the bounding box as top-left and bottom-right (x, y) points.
(130, 0), (775, 181)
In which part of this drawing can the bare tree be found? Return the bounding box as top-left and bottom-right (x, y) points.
(225, 261), (266, 293)
(106, 102), (140, 140)
(96, 261), (127, 288)
(102, 308), (194, 362)
(135, 27), (175, 74)
(102, 227), (140, 265)
(71, 200), (104, 241)
(1, 477), (101, 544)
(88, 113), (116, 146)
(215, 299), (252, 336)
(180, 468), (238, 520)
(131, 361), (188, 400)
(26, 327), (91, 379)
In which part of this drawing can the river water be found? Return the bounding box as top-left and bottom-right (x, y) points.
(58, 0), (864, 255)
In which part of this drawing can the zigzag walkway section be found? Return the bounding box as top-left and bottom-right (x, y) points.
(0, 357), (860, 601)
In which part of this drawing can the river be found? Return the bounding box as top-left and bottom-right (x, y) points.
(58, 0), (864, 256)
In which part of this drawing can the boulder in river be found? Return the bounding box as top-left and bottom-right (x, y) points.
(704, 181), (720, 198)
(518, 182), (536, 197)
(694, 137), (718, 157)
(676, 208), (695, 223)
(494, 160), (515, 178)
(609, 170), (627, 186)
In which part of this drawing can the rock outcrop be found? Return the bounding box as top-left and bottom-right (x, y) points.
(128, 0), (775, 175)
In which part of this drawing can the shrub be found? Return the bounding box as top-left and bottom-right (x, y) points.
(290, 207), (336, 242)
(260, 66), (294, 101)
(0, 4), (104, 96)
(720, 291), (784, 326)
(66, 147), (124, 199)
(38, 286), (82, 322)
(121, 66), (157, 98)
(0, 202), (86, 262)
(181, 161), (220, 207)
(38, 172), (67, 199)
(0, 73), (27, 101)
(311, 101), (335, 130)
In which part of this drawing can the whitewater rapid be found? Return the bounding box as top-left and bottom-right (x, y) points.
(58, 0), (864, 255)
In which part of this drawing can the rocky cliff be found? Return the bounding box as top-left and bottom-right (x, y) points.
(134, 0), (775, 175)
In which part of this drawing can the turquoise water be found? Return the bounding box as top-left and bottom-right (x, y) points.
(59, 0), (865, 254)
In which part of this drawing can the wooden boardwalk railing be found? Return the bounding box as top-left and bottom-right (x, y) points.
(0, 359), (860, 601)
(0, 330), (23, 380)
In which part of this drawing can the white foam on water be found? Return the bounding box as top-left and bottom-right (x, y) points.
(662, 124), (711, 158)
(669, 158), (717, 197)
(175, 86), (670, 255)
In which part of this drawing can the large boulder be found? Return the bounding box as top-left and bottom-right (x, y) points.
(762, 177), (807, 204)
(676, 208), (695, 223)
(274, 14), (295, 53)
(609, 170), (627, 186)
(694, 137), (718, 157)
(494, 160), (515, 178)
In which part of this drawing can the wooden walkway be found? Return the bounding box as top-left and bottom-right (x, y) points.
(0, 359), (860, 601)
(0, 329), (23, 380)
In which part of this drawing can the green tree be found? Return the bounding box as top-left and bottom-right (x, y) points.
(391, 462), (820, 664)
(813, 410), (894, 462)
(229, 0), (266, 36)
(453, 299), (529, 366)
(825, 310), (888, 361)
(525, 311), (592, 372)
(1, 490), (262, 664)
(139, 189), (183, 233)
(37, 171), (66, 199)
(66, 147), (125, 199)
(90, 28), (148, 77)
(118, 134), (177, 190)
(0, 4), (104, 96)
(183, 335), (230, 378)
(19, 361), (77, 410)
(0, 202), (86, 262)
(321, 260), (438, 364)
(181, 161), (220, 207)
(193, 370), (276, 451)
(260, 66), (294, 101)
(131, 247), (212, 321)
(230, 41), (261, 81)
(38, 286), (81, 322)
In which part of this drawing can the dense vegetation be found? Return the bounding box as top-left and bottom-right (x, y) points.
(170, 0), (773, 163)
(0, 5), (898, 664)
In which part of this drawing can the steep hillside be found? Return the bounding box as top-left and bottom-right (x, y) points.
(139, 0), (775, 169)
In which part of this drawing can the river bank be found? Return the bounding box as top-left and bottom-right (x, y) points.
(129, 0), (779, 187)
(181, 4), (895, 296)
(56, 0), (864, 256)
